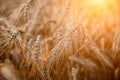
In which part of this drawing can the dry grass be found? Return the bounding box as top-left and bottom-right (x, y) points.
(0, 0), (120, 80)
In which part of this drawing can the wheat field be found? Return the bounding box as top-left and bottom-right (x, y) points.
(0, 0), (120, 80)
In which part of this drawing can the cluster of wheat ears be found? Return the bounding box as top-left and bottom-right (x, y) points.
(0, 0), (120, 80)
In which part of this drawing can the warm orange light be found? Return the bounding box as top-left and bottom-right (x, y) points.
(86, 0), (107, 7)
(90, 0), (105, 5)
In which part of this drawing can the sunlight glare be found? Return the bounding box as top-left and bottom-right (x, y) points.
(87, 0), (107, 7)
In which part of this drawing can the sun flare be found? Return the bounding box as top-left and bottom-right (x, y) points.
(86, 0), (108, 7)
(90, 0), (106, 5)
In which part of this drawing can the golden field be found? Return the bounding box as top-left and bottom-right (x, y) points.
(0, 0), (120, 80)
